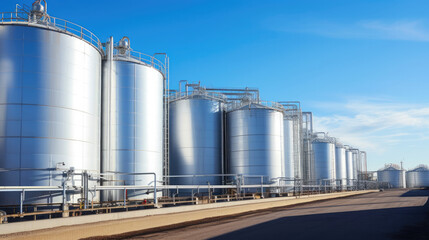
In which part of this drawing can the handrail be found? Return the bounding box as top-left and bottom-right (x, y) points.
(169, 90), (227, 102)
(0, 11), (102, 51)
(113, 48), (167, 76)
(227, 100), (284, 112)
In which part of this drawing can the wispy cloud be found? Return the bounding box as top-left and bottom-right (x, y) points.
(312, 99), (429, 154)
(266, 16), (429, 41)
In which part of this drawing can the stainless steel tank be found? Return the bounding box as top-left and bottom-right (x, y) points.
(377, 164), (406, 188)
(351, 150), (359, 181)
(345, 148), (354, 186)
(283, 119), (294, 184)
(406, 165), (429, 188)
(226, 103), (284, 185)
(169, 92), (225, 189)
(0, 14), (102, 204)
(312, 137), (336, 185)
(335, 143), (347, 187)
(101, 37), (164, 201)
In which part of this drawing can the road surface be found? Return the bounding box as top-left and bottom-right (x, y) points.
(129, 189), (429, 240)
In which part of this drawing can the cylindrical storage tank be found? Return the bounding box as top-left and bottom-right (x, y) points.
(351, 150), (359, 181)
(345, 148), (354, 186)
(293, 119), (302, 180)
(0, 20), (101, 204)
(227, 103), (284, 185)
(406, 171), (417, 189)
(283, 118), (294, 185)
(377, 164), (406, 188)
(406, 165), (429, 188)
(335, 143), (347, 188)
(101, 38), (164, 201)
(312, 139), (336, 185)
(169, 92), (225, 192)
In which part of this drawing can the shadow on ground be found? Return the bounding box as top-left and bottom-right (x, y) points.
(210, 190), (429, 240)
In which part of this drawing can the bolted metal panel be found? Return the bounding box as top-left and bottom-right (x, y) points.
(406, 166), (429, 188)
(312, 141), (336, 184)
(169, 95), (224, 187)
(283, 119), (294, 182)
(226, 104), (284, 184)
(335, 146), (347, 186)
(377, 166), (406, 188)
(101, 59), (164, 201)
(0, 25), (101, 205)
(345, 149), (354, 185)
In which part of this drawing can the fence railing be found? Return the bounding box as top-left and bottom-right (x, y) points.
(0, 11), (102, 51)
(112, 48), (167, 76)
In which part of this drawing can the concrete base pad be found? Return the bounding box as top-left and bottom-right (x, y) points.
(0, 190), (377, 240)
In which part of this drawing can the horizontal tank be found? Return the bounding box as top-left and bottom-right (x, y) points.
(312, 136), (336, 185)
(101, 37), (164, 201)
(0, 9), (102, 204)
(406, 165), (429, 188)
(377, 164), (406, 188)
(227, 103), (284, 185)
(169, 91), (225, 189)
(335, 143), (347, 187)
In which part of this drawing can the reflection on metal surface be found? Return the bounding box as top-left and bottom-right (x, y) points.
(406, 165), (429, 188)
(283, 119), (294, 182)
(169, 95), (225, 188)
(377, 164), (406, 188)
(226, 103), (284, 184)
(312, 140), (336, 185)
(335, 144), (347, 187)
(101, 39), (164, 201)
(0, 25), (101, 204)
(345, 148), (354, 186)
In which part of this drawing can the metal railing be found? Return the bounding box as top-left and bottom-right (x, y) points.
(169, 90), (227, 102)
(0, 10), (102, 51)
(227, 100), (284, 112)
(113, 48), (168, 76)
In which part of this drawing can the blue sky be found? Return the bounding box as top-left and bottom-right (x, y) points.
(2, 0), (429, 171)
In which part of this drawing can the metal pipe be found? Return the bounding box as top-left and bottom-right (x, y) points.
(179, 80), (187, 95)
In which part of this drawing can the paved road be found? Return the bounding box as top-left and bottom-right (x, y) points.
(130, 189), (429, 240)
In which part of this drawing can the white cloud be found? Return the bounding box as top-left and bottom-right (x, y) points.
(266, 17), (429, 41)
(312, 100), (429, 154)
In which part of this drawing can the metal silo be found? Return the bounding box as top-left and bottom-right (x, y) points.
(335, 142), (347, 188)
(283, 118), (294, 184)
(406, 165), (429, 188)
(311, 133), (336, 185)
(0, 2), (102, 205)
(226, 102), (284, 185)
(345, 147), (354, 187)
(101, 37), (166, 201)
(351, 149), (360, 181)
(169, 87), (225, 191)
(279, 101), (302, 185)
(301, 112), (313, 184)
(377, 164), (406, 188)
